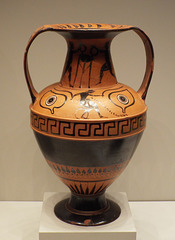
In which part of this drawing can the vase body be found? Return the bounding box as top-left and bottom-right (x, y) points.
(24, 23), (154, 226)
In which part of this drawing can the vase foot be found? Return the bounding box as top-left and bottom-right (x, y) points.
(54, 193), (121, 226)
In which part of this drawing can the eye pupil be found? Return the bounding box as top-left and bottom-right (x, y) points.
(120, 96), (126, 102)
(48, 97), (54, 103)
(45, 95), (57, 106)
(117, 94), (129, 105)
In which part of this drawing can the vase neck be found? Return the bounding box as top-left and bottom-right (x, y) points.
(59, 38), (117, 88)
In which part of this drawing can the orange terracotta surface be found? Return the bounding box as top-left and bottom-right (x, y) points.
(31, 83), (146, 120)
(24, 23), (154, 140)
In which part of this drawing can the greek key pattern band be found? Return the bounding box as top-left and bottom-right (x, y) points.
(31, 111), (146, 140)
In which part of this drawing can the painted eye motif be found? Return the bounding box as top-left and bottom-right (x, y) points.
(45, 95), (57, 106)
(117, 94), (129, 105)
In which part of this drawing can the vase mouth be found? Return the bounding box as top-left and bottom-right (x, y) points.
(48, 23), (132, 32)
(37, 24), (133, 40)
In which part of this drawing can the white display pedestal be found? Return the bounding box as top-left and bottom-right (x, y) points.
(39, 192), (136, 240)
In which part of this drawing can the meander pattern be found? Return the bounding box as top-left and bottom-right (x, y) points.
(31, 111), (146, 140)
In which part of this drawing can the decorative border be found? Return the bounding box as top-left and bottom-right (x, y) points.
(46, 160), (129, 195)
(47, 160), (128, 181)
(31, 111), (146, 140)
(36, 23), (131, 32)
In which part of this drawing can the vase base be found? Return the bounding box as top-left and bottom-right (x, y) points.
(54, 197), (121, 226)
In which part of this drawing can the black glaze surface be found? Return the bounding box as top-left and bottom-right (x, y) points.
(34, 131), (143, 167)
(68, 192), (107, 211)
(54, 194), (121, 226)
(34, 130), (142, 226)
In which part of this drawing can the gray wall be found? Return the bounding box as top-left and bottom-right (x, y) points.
(0, 0), (174, 200)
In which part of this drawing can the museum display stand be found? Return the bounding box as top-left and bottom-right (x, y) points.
(39, 192), (136, 240)
(1, 197), (175, 239)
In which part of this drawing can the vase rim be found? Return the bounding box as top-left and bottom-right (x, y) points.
(43, 23), (132, 32)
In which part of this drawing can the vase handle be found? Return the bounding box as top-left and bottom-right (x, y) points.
(120, 26), (154, 100)
(24, 25), (63, 103)
(24, 25), (154, 102)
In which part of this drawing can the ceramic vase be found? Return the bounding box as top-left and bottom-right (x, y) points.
(24, 23), (154, 226)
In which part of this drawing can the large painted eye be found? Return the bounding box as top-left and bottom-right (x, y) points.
(45, 96), (57, 106)
(117, 94), (129, 105)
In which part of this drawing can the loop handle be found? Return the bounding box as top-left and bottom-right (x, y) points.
(129, 27), (154, 100)
(24, 25), (59, 103)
